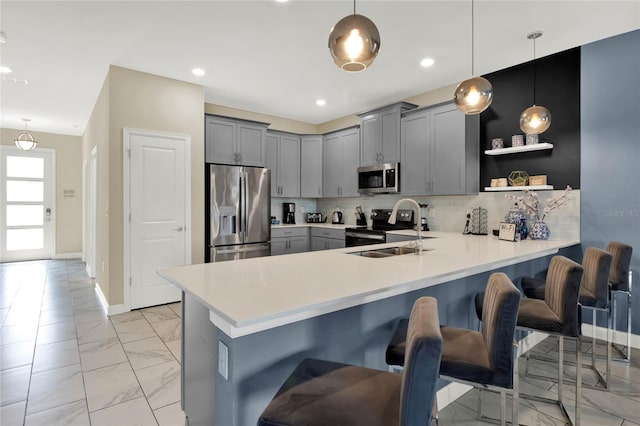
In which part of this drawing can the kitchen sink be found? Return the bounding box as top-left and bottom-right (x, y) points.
(348, 245), (431, 258)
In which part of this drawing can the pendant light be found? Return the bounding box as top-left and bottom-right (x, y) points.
(328, 0), (380, 72)
(453, 0), (493, 115)
(519, 31), (551, 135)
(14, 118), (38, 151)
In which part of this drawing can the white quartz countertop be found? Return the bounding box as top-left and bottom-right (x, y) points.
(158, 233), (578, 338)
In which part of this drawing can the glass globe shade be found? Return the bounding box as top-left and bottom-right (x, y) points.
(519, 105), (551, 134)
(328, 14), (380, 72)
(453, 76), (493, 114)
(14, 132), (37, 151)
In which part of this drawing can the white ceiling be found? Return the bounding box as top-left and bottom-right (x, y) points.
(1, 1), (639, 136)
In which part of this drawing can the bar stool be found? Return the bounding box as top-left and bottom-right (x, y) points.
(517, 256), (584, 426)
(386, 273), (522, 426)
(257, 297), (443, 426)
(520, 247), (612, 389)
(607, 241), (633, 362)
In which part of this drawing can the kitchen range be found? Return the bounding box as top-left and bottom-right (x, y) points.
(345, 208), (415, 247)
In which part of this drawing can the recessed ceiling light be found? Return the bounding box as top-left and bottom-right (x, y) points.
(0, 66), (12, 74)
(275, 0), (289, 3)
(420, 58), (435, 68)
(192, 68), (205, 76)
(316, 99), (326, 106)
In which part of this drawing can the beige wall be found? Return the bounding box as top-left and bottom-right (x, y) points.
(107, 66), (204, 305)
(82, 76), (111, 298)
(205, 103), (317, 134)
(1, 128), (83, 256)
(81, 66), (204, 307)
(207, 83), (459, 136)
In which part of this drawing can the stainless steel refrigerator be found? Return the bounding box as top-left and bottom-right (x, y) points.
(207, 164), (271, 262)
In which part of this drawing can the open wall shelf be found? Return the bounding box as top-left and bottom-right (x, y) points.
(484, 185), (554, 192)
(484, 143), (554, 156)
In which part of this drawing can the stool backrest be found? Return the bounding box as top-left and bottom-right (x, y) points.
(544, 256), (584, 336)
(400, 297), (443, 426)
(481, 272), (521, 388)
(606, 241), (633, 292)
(582, 247), (612, 307)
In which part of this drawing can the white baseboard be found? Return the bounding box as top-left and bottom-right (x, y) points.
(436, 331), (548, 410)
(581, 324), (640, 349)
(52, 252), (82, 259)
(94, 282), (129, 316)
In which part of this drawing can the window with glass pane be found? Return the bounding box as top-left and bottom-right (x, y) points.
(7, 156), (44, 178)
(6, 228), (44, 251)
(6, 205), (44, 226)
(6, 181), (44, 202)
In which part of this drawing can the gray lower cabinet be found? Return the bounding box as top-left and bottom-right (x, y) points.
(271, 227), (308, 256)
(265, 131), (300, 197)
(300, 135), (323, 197)
(401, 102), (478, 196)
(310, 228), (345, 251)
(323, 127), (360, 197)
(205, 115), (268, 166)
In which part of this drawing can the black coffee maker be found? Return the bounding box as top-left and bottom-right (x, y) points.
(283, 203), (296, 224)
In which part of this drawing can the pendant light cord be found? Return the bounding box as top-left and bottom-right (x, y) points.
(353, 0), (356, 15)
(532, 35), (537, 104)
(471, 0), (475, 76)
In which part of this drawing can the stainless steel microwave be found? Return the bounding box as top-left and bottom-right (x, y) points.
(357, 163), (400, 194)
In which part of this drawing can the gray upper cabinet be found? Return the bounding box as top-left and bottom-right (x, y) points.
(300, 135), (323, 198)
(265, 131), (300, 198)
(401, 102), (478, 196)
(323, 127), (360, 198)
(358, 102), (417, 166)
(205, 115), (268, 166)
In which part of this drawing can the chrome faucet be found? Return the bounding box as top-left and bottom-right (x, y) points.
(389, 198), (423, 255)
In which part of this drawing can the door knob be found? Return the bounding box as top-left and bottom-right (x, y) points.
(174, 226), (184, 232)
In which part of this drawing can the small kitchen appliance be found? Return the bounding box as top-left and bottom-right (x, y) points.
(306, 213), (324, 223)
(283, 203), (296, 224)
(332, 211), (343, 224)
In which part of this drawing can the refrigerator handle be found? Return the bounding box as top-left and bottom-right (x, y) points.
(240, 171), (247, 241)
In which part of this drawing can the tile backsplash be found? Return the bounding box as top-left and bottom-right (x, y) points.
(307, 189), (580, 240)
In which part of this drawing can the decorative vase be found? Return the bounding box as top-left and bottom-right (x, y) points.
(505, 203), (526, 226)
(530, 220), (550, 240)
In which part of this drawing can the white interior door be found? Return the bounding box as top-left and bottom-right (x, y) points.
(1, 147), (55, 262)
(126, 129), (189, 309)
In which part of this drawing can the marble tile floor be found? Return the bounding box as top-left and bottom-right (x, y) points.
(1, 259), (638, 425)
(0, 259), (184, 426)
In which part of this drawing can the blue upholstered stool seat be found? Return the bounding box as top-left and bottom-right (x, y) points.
(258, 358), (402, 426)
(258, 297), (443, 426)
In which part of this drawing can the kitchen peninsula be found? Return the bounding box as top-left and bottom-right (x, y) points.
(159, 232), (579, 426)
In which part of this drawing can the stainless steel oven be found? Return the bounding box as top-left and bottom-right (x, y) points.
(345, 208), (414, 247)
(345, 229), (386, 247)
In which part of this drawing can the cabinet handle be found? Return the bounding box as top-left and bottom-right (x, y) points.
(318, 186), (321, 196)
(239, 153), (243, 164)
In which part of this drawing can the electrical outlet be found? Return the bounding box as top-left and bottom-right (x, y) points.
(218, 341), (228, 380)
(427, 206), (436, 218)
(101, 261), (105, 272)
(300, 206), (305, 213)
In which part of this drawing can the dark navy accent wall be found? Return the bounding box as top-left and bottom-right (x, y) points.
(580, 30), (640, 335)
(480, 49), (581, 190)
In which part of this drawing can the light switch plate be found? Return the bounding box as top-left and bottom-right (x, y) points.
(218, 341), (228, 380)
